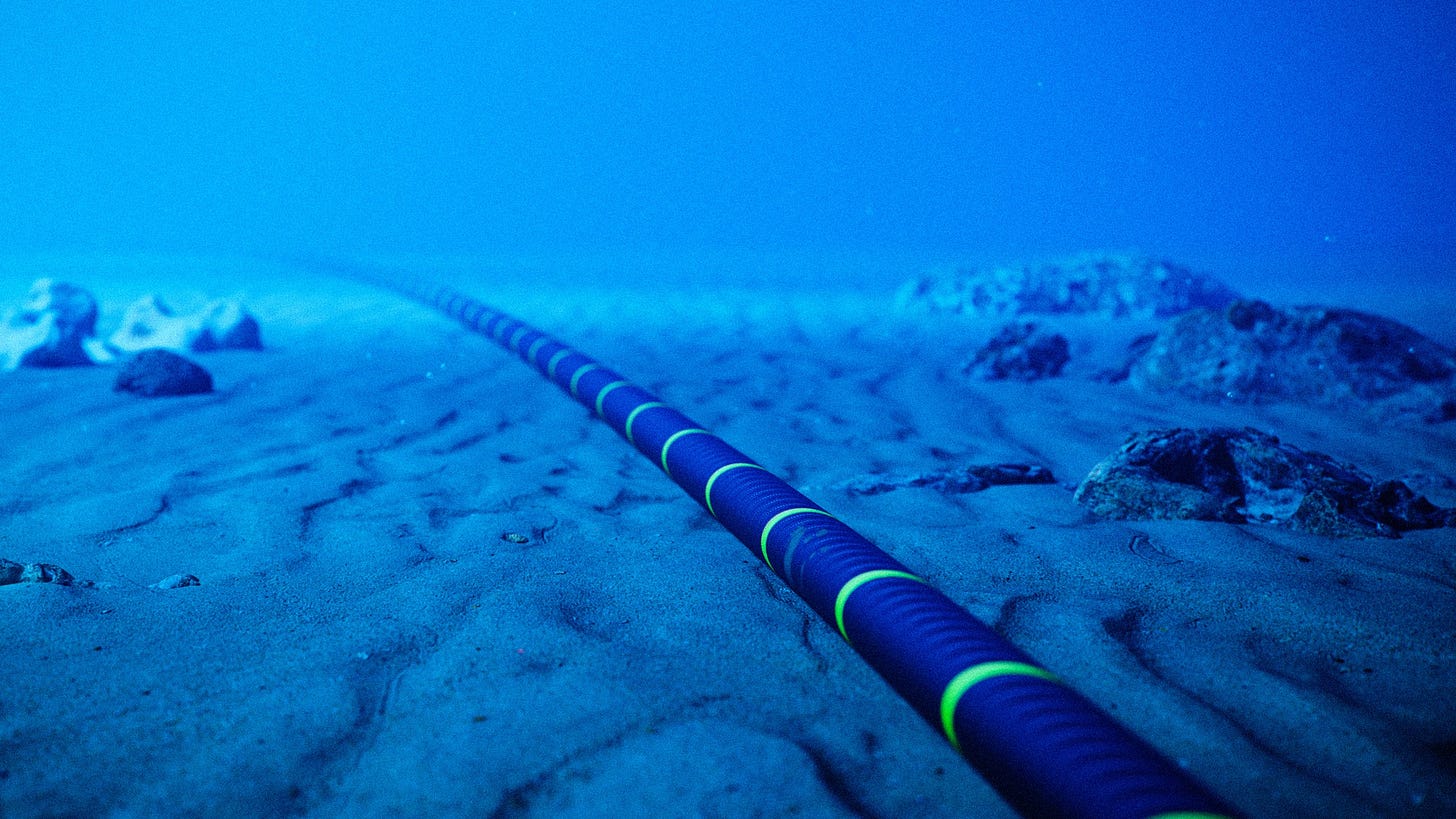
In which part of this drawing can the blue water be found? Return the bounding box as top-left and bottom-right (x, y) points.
(1, 2), (1451, 285)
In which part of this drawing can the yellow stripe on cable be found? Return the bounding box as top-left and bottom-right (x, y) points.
(569, 363), (602, 398)
(595, 380), (629, 417)
(527, 336), (548, 365)
(624, 401), (665, 446)
(546, 349), (571, 379)
(834, 570), (926, 642)
(941, 661), (1059, 753)
(758, 507), (834, 569)
(659, 428), (710, 476)
(703, 462), (765, 517)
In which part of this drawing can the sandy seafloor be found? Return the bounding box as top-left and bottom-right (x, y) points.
(1, 256), (1453, 818)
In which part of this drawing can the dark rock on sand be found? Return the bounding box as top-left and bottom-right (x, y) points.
(0, 279), (111, 370)
(841, 463), (1056, 496)
(964, 322), (1070, 381)
(1075, 427), (1456, 538)
(896, 253), (1240, 319)
(1, 557), (80, 586)
(1130, 299), (1456, 418)
(114, 349), (214, 397)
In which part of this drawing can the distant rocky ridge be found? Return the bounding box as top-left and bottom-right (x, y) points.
(896, 253), (1241, 319)
(1129, 299), (1456, 421)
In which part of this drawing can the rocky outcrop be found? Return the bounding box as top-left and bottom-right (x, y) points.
(1129, 299), (1456, 420)
(1, 557), (84, 586)
(114, 349), (214, 397)
(1075, 427), (1455, 538)
(897, 253), (1240, 319)
(840, 463), (1055, 496)
(107, 295), (262, 355)
(0, 279), (112, 370)
(964, 322), (1069, 381)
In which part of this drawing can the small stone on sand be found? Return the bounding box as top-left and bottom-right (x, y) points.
(150, 573), (201, 590)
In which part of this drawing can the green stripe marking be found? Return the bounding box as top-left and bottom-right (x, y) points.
(941, 661), (1059, 753)
(659, 428), (710, 475)
(759, 507), (833, 568)
(483, 315), (504, 340)
(546, 349), (571, 379)
(508, 325), (527, 352)
(703, 463), (765, 517)
(569, 364), (601, 398)
(624, 402), (665, 446)
(595, 380), (629, 417)
(833, 570), (925, 642)
(526, 336), (548, 365)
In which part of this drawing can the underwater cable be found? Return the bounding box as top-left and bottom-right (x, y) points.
(338, 264), (1241, 819)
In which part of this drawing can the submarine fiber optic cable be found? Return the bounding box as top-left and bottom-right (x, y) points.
(339, 264), (1241, 819)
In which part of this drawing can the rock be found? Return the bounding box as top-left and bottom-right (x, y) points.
(1074, 427), (1456, 538)
(1130, 299), (1456, 419)
(964, 322), (1070, 381)
(840, 463), (1056, 496)
(896, 253), (1240, 319)
(0, 279), (112, 370)
(1, 557), (81, 586)
(150, 573), (201, 590)
(107, 295), (262, 355)
(114, 349), (214, 397)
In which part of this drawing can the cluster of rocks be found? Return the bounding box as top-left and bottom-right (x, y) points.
(0, 279), (262, 398)
(1074, 427), (1455, 538)
(908, 255), (1456, 422)
(835, 428), (1450, 539)
(1, 558), (201, 590)
(896, 253), (1241, 320)
(107, 294), (261, 355)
